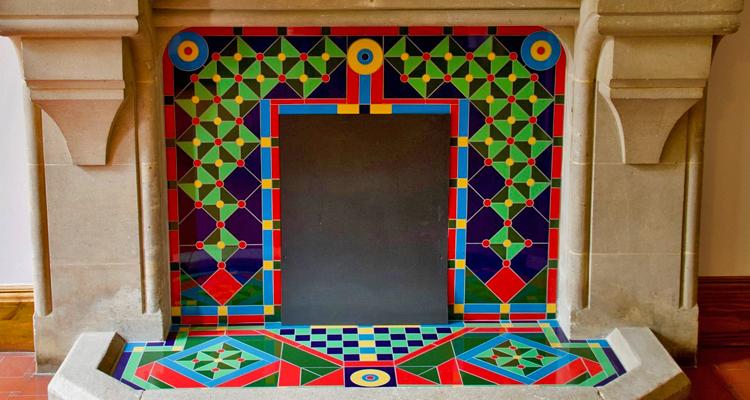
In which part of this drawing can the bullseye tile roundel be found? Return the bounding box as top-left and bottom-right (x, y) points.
(168, 31), (209, 71)
(520, 31), (561, 71)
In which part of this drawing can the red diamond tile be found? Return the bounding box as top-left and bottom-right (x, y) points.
(202, 269), (242, 305)
(486, 267), (525, 302)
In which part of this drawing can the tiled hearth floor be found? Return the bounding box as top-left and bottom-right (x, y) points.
(1, 347), (749, 397)
(112, 321), (625, 389)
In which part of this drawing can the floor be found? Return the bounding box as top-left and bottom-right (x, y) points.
(0, 347), (748, 398)
(113, 322), (623, 388)
(0, 353), (51, 399)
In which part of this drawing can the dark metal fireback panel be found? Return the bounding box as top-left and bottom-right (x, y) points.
(279, 114), (450, 325)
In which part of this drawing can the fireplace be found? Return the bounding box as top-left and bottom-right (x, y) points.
(5, 0), (740, 398)
(108, 26), (630, 389)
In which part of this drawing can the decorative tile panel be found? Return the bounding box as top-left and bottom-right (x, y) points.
(113, 321), (623, 388)
(164, 26), (565, 324)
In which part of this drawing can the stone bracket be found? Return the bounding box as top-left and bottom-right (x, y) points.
(599, 82), (704, 164)
(596, 35), (713, 164)
(29, 82), (125, 165)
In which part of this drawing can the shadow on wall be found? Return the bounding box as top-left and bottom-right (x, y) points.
(0, 37), (34, 286)
(700, 8), (750, 277)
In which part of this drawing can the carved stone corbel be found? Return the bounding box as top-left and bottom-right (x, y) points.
(595, 0), (742, 164)
(0, 1), (139, 165)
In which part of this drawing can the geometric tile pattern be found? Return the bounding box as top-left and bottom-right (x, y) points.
(164, 26), (565, 324)
(113, 321), (624, 389)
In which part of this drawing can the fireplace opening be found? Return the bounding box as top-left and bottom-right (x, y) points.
(279, 114), (450, 325)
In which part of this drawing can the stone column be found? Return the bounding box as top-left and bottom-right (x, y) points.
(0, 0), (168, 371)
(560, 0), (743, 362)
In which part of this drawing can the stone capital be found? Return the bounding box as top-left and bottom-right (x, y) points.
(0, 0), (139, 165)
(595, 0), (742, 164)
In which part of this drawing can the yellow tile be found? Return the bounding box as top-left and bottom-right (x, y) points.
(171, 306), (181, 316)
(500, 304), (510, 313)
(263, 261), (274, 270)
(546, 304), (557, 313)
(359, 354), (377, 361)
(358, 327), (374, 334)
(591, 343), (601, 349)
(453, 304), (464, 314)
(457, 137), (469, 147)
(264, 305), (274, 315)
(171, 346), (184, 351)
(263, 220), (273, 230)
(218, 306), (228, 316)
(455, 219), (466, 229)
(359, 340), (375, 347)
(454, 259), (465, 269)
(457, 178), (468, 188)
(337, 104), (359, 114)
(262, 179), (273, 189)
(370, 104), (392, 114)
(260, 137), (272, 147)
(552, 342), (561, 348)
(540, 322), (550, 328)
(134, 346), (145, 352)
(501, 322), (513, 328)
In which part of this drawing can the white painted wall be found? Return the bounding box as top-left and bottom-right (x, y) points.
(0, 37), (34, 285)
(699, 8), (750, 276)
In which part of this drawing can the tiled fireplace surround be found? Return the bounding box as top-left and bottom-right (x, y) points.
(0, 0), (744, 399)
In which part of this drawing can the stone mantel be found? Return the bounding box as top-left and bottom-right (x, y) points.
(0, 0), (743, 382)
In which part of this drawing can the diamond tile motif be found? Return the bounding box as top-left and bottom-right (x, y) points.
(113, 321), (625, 389)
(165, 26), (565, 324)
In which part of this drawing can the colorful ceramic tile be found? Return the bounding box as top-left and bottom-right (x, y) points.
(164, 26), (565, 324)
(113, 321), (624, 389)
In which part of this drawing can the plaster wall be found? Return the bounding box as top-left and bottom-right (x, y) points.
(0, 37), (33, 286)
(700, 7), (750, 277)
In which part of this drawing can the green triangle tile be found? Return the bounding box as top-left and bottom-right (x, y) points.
(450, 78), (471, 97)
(464, 268), (500, 303)
(468, 61), (488, 77)
(148, 377), (174, 389)
(430, 37), (450, 55)
(400, 343), (454, 368)
(236, 37), (256, 57)
(300, 369), (320, 385)
(512, 61), (531, 78)
(407, 78), (428, 97)
(219, 57), (239, 75)
(280, 38), (301, 57)
(302, 78), (323, 98)
(198, 61), (217, 78)
(193, 82), (213, 99)
(460, 370), (493, 385)
(400, 365), (432, 376)
(216, 79), (235, 97)
(324, 37), (345, 57)
(227, 274), (264, 306)
(280, 345), (338, 369)
(418, 367), (441, 384)
(385, 37), (407, 57)
(306, 366), (340, 377)
(510, 268), (548, 303)
(245, 372), (278, 387)
(175, 99), (197, 116)
(533, 98), (554, 116)
(472, 37), (494, 56)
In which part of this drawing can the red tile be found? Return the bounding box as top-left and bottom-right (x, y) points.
(0, 355), (35, 378)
